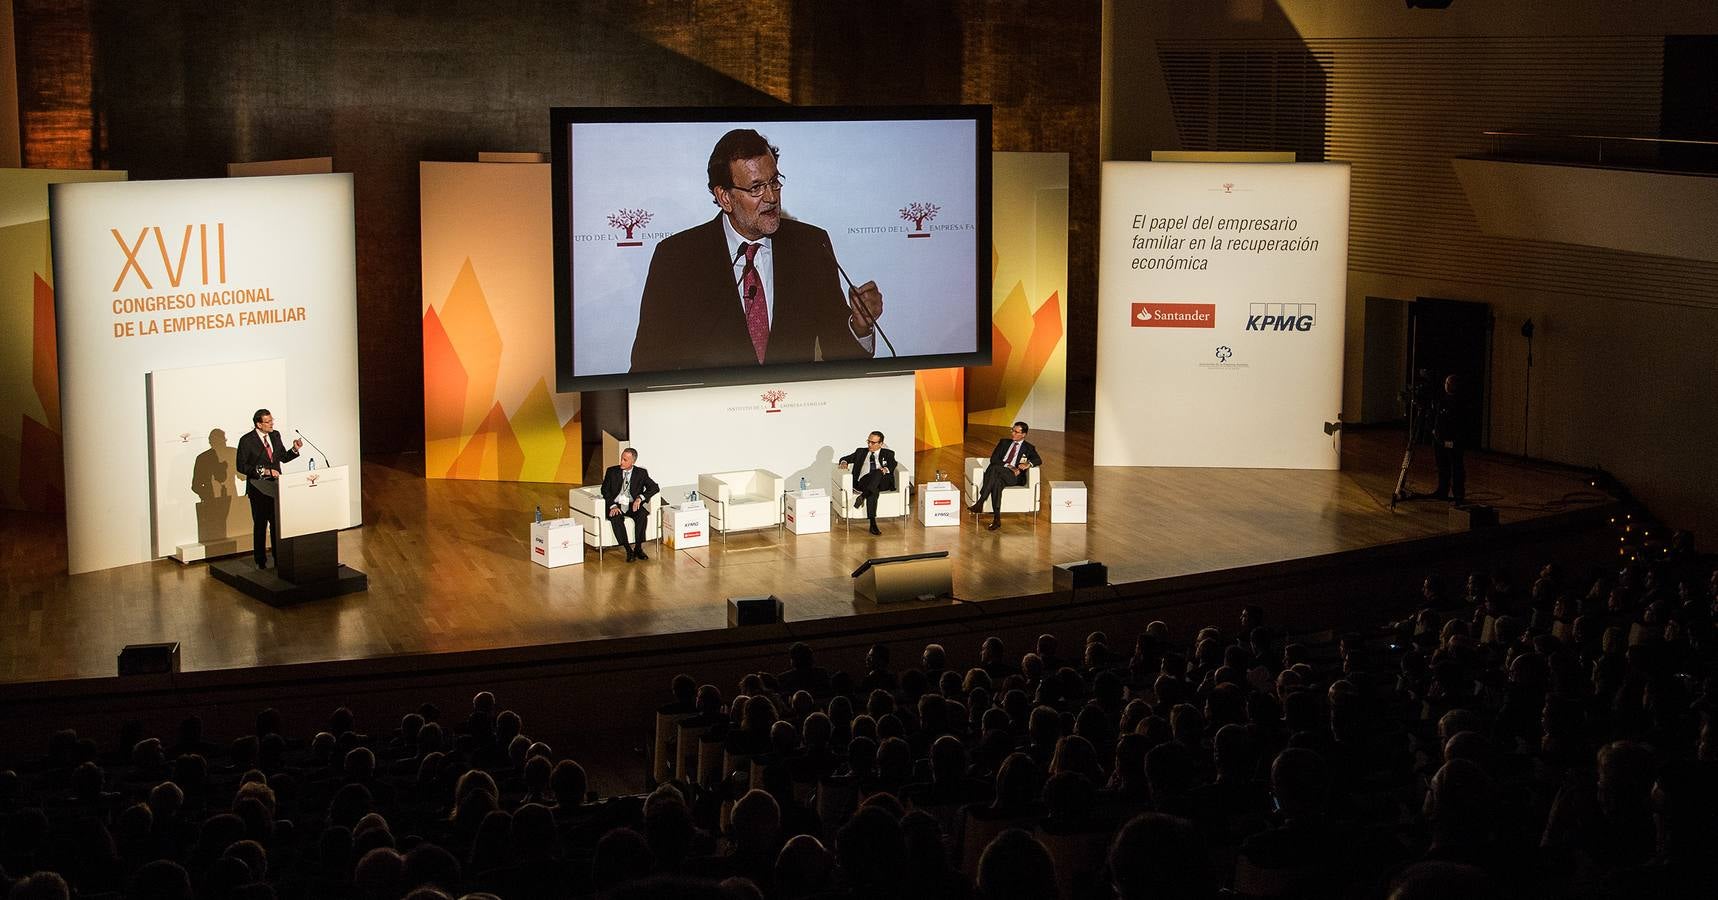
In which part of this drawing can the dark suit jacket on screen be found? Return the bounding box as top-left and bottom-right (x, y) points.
(630, 214), (870, 373)
(236, 429), (300, 497)
(601, 464), (660, 510)
(839, 446), (899, 493)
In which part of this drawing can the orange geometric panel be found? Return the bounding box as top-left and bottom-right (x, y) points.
(915, 368), (965, 451)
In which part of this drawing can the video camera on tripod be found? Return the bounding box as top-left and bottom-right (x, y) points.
(1400, 368), (1437, 446)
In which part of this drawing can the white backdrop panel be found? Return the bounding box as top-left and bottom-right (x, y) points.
(1094, 162), (1349, 469)
(628, 375), (916, 493)
(147, 359), (286, 557)
(51, 173), (362, 573)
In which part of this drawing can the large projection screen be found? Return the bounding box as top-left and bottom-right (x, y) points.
(51, 173), (362, 574)
(1094, 162), (1349, 469)
(551, 106), (991, 392)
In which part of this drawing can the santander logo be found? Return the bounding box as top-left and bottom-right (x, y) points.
(1132, 302), (1216, 328)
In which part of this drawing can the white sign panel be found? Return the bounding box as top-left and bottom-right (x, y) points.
(51, 173), (362, 573)
(1094, 162), (1348, 469)
(628, 374), (915, 492)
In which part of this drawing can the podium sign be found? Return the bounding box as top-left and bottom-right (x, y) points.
(784, 491), (830, 535)
(918, 482), (962, 527)
(1049, 481), (1088, 524)
(278, 466), (355, 538)
(531, 518), (583, 568)
(664, 503), (709, 550)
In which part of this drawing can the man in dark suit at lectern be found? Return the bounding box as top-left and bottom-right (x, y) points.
(602, 448), (660, 562)
(236, 408), (301, 568)
(838, 431), (898, 536)
(969, 421), (1042, 531)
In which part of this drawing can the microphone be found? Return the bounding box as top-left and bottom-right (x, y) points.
(819, 237), (896, 357)
(295, 428), (331, 467)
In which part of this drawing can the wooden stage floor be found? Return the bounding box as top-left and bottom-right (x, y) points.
(0, 422), (1609, 684)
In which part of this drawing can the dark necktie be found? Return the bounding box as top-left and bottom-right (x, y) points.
(741, 243), (768, 363)
(1004, 441), (1019, 466)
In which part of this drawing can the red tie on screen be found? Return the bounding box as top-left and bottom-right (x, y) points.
(1004, 442), (1019, 467)
(741, 242), (769, 363)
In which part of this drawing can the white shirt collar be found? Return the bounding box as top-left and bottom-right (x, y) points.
(721, 214), (772, 264)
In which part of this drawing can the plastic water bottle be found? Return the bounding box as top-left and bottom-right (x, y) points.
(308, 457), (316, 471)
(799, 477), (808, 493)
(534, 504), (542, 523)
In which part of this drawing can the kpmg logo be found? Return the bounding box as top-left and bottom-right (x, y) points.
(1246, 302), (1316, 332)
(1131, 302), (1216, 328)
(761, 389), (787, 413)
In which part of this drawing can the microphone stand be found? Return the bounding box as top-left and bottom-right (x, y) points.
(821, 238), (897, 357)
(295, 429), (332, 467)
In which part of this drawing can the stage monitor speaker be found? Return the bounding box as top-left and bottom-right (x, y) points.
(1054, 560), (1108, 591)
(118, 642), (181, 676)
(727, 595), (783, 627)
(852, 551), (952, 604)
(1466, 505), (1499, 529)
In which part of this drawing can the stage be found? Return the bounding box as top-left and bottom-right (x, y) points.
(0, 422), (1613, 686)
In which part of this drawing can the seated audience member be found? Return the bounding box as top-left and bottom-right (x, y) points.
(1108, 813), (1217, 900)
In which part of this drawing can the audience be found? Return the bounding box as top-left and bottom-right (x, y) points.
(1, 546), (1713, 899)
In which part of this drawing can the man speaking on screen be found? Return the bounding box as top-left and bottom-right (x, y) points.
(630, 128), (884, 372)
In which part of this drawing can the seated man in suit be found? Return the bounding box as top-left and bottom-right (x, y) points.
(602, 448), (660, 562)
(969, 421), (1042, 531)
(236, 408), (302, 568)
(837, 431), (898, 536)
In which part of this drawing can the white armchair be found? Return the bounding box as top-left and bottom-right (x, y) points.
(965, 457), (1041, 524)
(833, 468), (913, 527)
(698, 469), (784, 535)
(568, 485), (663, 558)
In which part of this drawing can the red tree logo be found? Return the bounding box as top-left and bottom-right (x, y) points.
(761, 389), (787, 412)
(607, 208), (653, 246)
(178, 432), (191, 443)
(305, 473), (320, 488)
(900, 202), (941, 237)
(1222, 183), (1235, 194)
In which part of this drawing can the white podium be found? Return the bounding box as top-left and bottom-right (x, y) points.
(663, 502), (710, 550)
(784, 491), (830, 535)
(530, 518), (583, 568)
(918, 482), (962, 527)
(1049, 481), (1089, 524)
